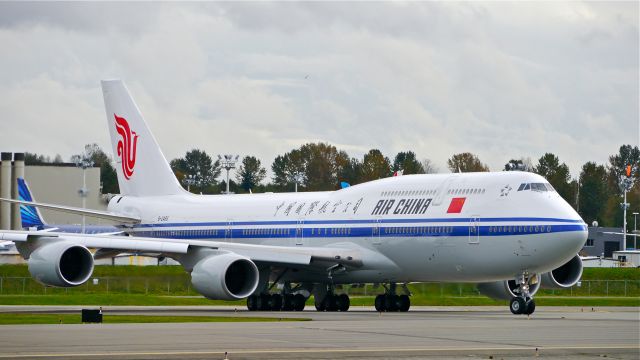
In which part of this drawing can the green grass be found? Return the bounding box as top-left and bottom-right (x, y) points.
(0, 294), (242, 306)
(1, 265), (636, 280)
(0, 313), (309, 325)
(0, 265), (637, 307)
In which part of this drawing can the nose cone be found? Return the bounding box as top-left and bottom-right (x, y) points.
(549, 194), (588, 264)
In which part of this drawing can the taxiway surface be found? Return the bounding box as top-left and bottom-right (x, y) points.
(0, 306), (637, 359)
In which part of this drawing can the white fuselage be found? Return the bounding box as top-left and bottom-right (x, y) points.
(109, 171), (587, 284)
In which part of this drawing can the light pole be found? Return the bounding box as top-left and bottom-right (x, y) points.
(619, 168), (635, 250)
(293, 172), (303, 193)
(73, 154), (94, 234)
(634, 212), (639, 250)
(182, 173), (200, 193)
(218, 154), (239, 194)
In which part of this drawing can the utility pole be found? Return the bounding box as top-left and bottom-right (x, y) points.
(73, 152), (94, 234)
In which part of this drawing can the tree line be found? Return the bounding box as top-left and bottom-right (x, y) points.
(24, 143), (639, 229)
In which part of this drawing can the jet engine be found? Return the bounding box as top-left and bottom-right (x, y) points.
(28, 241), (94, 287)
(190, 253), (259, 300)
(540, 254), (583, 289)
(477, 277), (540, 300)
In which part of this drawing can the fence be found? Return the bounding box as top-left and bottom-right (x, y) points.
(0, 277), (638, 297)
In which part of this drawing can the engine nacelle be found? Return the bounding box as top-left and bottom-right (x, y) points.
(191, 253), (259, 300)
(28, 241), (94, 287)
(477, 277), (541, 301)
(541, 254), (583, 289)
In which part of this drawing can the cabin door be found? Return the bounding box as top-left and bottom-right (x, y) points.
(468, 216), (480, 244)
(372, 218), (382, 245)
(296, 219), (304, 245)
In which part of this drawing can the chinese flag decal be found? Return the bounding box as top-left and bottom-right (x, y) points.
(447, 197), (466, 214)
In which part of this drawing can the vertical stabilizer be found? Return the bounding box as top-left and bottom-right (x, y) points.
(17, 178), (46, 229)
(101, 80), (186, 196)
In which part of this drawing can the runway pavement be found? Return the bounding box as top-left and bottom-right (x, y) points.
(0, 306), (637, 359)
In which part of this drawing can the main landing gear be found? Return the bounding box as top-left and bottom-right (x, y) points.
(314, 285), (350, 312)
(374, 283), (410, 312)
(246, 293), (306, 311)
(509, 273), (536, 315)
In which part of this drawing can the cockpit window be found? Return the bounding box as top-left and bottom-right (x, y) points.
(517, 182), (554, 192)
(531, 183), (546, 192)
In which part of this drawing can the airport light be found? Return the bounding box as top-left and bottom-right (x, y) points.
(72, 153), (94, 234)
(293, 172), (304, 193)
(218, 154), (239, 194)
(182, 173), (200, 193)
(619, 167), (635, 250)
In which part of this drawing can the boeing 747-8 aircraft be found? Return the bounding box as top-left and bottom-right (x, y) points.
(0, 80), (587, 315)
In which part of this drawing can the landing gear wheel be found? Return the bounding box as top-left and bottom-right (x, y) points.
(337, 294), (350, 312)
(325, 294), (338, 312)
(270, 294), (283, 311)
(258, 293), (271, 311)
(385, 294), (399, 312)
(398, 294), (410, 312)
(524, 299), (536, 315)
(510, 297), (526, 315)
(374, 294), (385, 312)
(293, 294), (306, 311)
(247, 295), (258, 311)
(315, 297), (326, 311)
(282, 294), (294, 311)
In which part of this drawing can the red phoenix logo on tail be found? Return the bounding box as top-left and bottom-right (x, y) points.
(114, 114), (139, 180)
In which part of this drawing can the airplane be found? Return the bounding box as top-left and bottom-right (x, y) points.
(0, 80), (588, 315)
(17, 177), (122, 234)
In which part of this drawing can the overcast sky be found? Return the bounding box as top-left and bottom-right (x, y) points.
(0, 1), (637, 178)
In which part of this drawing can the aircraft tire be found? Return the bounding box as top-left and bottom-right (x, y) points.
(337, 294), (350, 312)
(247, 295), (258, 311)
(524, 299), (536, 315)
(385, 294), (399, 312)
(293, 294), (306, 311)
(510, 297), (525, 315)
(259, 294), (271, 311)
(374, 294), (385, 312)
(325, 294), (338, 312)
(398, 294), (410, 312)
(270, 294), (283, 311)
(282, 294), (295, 311)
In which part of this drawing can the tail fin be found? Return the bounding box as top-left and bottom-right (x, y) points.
(17, 178), (46, 229)
(101, 80), (186, 196)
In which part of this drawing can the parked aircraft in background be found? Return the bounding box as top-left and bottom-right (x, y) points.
(17, 178), (121, 235)
(0, 80), (587, 315)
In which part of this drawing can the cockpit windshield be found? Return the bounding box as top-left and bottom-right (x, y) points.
(517, 182), (555, 192)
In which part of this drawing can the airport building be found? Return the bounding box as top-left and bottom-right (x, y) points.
(0, 152), (107, 229)
(582, 226), (630, 258)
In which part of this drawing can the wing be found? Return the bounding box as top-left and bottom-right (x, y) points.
(0, 198), (140, 224)
(0, 229), (366, 269)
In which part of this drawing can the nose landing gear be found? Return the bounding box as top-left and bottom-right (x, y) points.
(509, 273), (536, 315)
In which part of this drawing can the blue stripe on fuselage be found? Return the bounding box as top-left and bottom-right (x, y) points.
(137, 217), (584, 228)
(130, 223), (587, 240)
